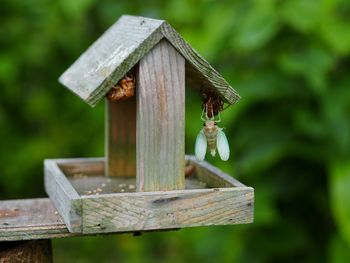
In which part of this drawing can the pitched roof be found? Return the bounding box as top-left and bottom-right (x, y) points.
(59, 15), (240, 107)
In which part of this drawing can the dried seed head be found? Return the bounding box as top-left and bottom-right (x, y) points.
(107, 73), (135, 101)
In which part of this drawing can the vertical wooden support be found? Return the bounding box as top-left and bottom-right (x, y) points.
(137, 39), (185, 191)
(0, 240), (52, 262)
(105, 96), (136, 177)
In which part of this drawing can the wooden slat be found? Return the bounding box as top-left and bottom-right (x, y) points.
(106, 97), (136, 177)
(82, 187), (253, 234)
(187, 156), (246, 188)
(44, 160), (82, 232)
(0, 198), (72, 241)
(58, 158), (105, 176)
(136, 39), (186, 191)
(59, 15), (164, 107)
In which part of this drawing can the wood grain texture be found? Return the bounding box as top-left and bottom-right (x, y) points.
(136, 39), (185, 192)
(59, 15), (239, 107)
(186, 156), (246, 188)
(44, 157), (254, 234)
(82, 187), (253, 233)
(106, 97), (136, 177)
(0, 198), (72, 241)
(59, 15), (164, 107)
(59, 158), (105, 176)
(160, 22), (240, 105)
(44, 160), (82, 232)
(0, 240), (52, 262)
(0, 198), (172, 241)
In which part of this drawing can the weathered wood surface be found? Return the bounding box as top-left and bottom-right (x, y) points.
(59, 15), (239, 107)
(136, 39), (185, 192)
(106, 96), (136, 177)
(44, 157), (254, 234)
(51, 158), (208, 195)
(0, 189), (253, 241)
(82, 187), (253, 234)
(186, 156), (246, 188)
(0, 198), (72, 241)
(160, 22), (240, 104)
(58, 158), (104, 175)
(0, 240), (52, 262)
(69, 176), (206, 196)
(59, 15), (164, 106)
(44, 160), (82, 232)
(0, 198), (177, 241)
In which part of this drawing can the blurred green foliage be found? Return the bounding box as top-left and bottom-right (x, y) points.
(1, 0), (350, 262)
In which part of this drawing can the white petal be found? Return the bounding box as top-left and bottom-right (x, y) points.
(217, 129), (230, 161)
(195, 130), (207, 161)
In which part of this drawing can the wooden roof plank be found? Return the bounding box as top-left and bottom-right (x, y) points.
(59, 15), (164, 107)
(161, 22), (240, 104)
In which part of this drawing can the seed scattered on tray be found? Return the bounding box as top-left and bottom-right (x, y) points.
(72, 173), (87, 179)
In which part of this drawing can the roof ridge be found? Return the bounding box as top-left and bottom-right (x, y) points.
(59, 15), (240, 107)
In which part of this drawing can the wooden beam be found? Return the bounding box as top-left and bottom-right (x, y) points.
(0, 198), (72, 241)
(136, 39), (185, 192)
(44, 160), (82, 232)
(105, 96), (136, 177)
(0, 198), (138, 241)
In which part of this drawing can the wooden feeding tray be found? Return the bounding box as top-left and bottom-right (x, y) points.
(45, 15), (254, 234)
(45, 156), (253, 234)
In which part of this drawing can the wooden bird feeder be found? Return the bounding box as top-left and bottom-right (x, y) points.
(44, 15), (254, 234)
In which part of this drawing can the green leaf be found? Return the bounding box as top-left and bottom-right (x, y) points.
(319, 0), (350, 54)
(230, 1), (279, 51)
(322, 78), (350, 156)
(281, 0), (321, 32)
(59, 0), (95, 18)
(330, 161), (350, 246)
(328, 234), (350, 263)
(277, 44), (334, 94)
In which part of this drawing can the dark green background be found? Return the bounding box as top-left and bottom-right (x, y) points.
(1, 0), (350, 262)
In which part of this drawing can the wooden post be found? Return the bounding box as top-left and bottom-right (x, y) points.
(105, 96), (136, 177)
(0, 240), (52, 262)
(136, 39), (185, 191)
